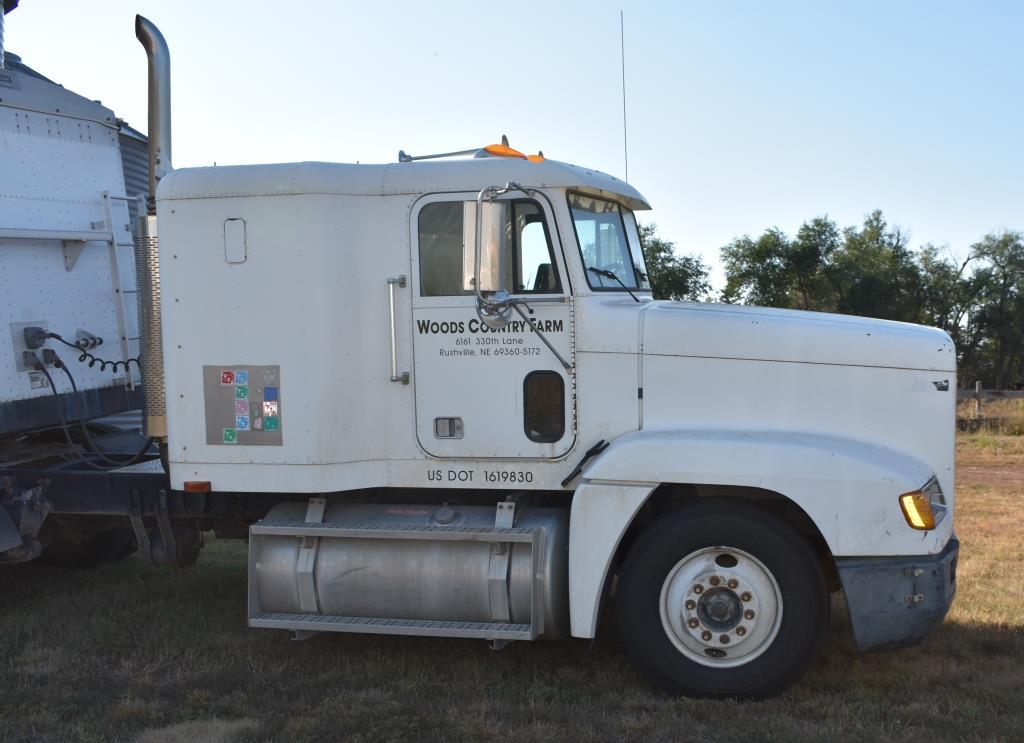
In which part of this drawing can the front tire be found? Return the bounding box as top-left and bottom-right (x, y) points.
(616, 500), (827, 699)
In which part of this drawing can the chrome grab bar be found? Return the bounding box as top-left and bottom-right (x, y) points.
(387, 276), (409, 384)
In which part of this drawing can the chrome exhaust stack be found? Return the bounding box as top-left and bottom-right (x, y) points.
(135, 14), (172, 211)
(134, 15), (171, 439)
(1, 5), (7, 70)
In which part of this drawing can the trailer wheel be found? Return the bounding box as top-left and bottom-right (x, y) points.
(40, 528), (136, 569)
(616, 500), (826, 699)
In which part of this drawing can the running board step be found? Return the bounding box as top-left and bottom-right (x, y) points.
(250, 612), (534, 641)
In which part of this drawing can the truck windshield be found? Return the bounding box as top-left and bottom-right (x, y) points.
(568, 193), (651, 292)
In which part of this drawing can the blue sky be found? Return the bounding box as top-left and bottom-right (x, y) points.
(8, 1), (1022, 287)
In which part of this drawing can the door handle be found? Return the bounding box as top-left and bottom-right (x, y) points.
(387, 276), (410, 384)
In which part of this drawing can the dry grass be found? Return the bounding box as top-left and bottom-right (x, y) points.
(1, 435), (1022, 742)
(957, 397), (1024, 435)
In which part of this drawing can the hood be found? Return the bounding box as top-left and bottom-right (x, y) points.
(641, 302), (956, 373)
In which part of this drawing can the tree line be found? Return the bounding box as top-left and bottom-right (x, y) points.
(639, 214), (1024, 389)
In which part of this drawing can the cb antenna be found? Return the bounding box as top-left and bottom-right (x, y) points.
(620, 9), (628, 182)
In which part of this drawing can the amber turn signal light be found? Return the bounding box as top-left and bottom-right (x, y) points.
(183, 480), (212, 493)
(899, 491), (936, 530)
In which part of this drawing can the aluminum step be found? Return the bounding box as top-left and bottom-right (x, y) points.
(250, 519), (538, 543)
(250, 612), (533, 640)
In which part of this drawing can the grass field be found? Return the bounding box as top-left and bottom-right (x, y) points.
(957, 397), (1024, 435)
(1, 435), (1022, 743)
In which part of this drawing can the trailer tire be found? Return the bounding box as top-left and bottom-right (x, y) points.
(616, 499), (826, 699)
(40, 527), (136, 569)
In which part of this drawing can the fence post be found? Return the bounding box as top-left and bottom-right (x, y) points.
(975, 380), (982, 418)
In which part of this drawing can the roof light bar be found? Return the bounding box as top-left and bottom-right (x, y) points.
(398, 135), (544, 163)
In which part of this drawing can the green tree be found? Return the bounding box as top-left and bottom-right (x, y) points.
(828, 211), (923, 321)
(790, 217), (840, 310)
(720, 228), (794, 307)
(638, 223), (711, 301)
(967, 231), (1024, 387)
(720, 218), (840, 310)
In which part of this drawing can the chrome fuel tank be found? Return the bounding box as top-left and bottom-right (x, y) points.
(251, 501), (569, 639)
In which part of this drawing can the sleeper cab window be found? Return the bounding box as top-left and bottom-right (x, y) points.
(417, 200), (562, 297)
(524, 371), (565, 443)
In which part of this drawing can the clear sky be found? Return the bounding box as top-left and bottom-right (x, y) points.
(7, 1), (1022, 288)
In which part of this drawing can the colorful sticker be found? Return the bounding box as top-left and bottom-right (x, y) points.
(253, 417), (263, 431)
(264, 415), (279, 432)
(263, 401), (279, 417)
(263, 386), (278, 402)
(221, 370), (235, 386)
(235, 400), (249, 416)
(236, 415), (250, 431)
(235, 370), (249, 385)
(223, 428), (237, 443)
(263, 370), (277, 385)
(235, 385), (249, 400)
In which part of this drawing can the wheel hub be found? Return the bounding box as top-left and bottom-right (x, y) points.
(696, 587), (742, 631)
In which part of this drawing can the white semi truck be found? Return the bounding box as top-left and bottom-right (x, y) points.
(1, 12), (958, 699)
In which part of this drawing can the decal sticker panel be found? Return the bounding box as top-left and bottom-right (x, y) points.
(203, 365), (283, 445)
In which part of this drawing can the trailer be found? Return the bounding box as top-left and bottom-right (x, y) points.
(0, 10), (958, 699)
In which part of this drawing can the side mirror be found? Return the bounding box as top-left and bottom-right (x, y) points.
(462, 201), (506, 292)
(463, 199), (512, 328)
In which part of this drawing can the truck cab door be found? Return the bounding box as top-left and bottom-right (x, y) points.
(410, 193), (576, 459)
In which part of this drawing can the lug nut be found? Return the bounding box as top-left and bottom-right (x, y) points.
(740, 592), (752, 602)
(744, 609), (755, 620)
(720, 634), (730, 644)
(701, 630), (712, 641)
(727, 578), (739, 589)
(693, 584), (704, 594)
(685, 600), (696, 610)
(688, 618), (699, 629)
(709, 576), (720, 586)
(736, 626), (747, 636)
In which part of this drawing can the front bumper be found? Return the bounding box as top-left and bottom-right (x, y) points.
(836, 536), (959, 650)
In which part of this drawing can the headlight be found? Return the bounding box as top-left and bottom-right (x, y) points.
(899, 476), (947, 530)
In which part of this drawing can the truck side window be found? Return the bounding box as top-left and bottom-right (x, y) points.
(523, 371), (565, 443)
(419, 201), (469, 297)
(515, 203), (562, 294)
(418, 200), (562, 297)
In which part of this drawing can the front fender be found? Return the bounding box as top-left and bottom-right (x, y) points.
(568, 429), (951, 638)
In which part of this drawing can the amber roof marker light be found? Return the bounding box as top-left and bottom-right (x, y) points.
(483, 143), (526, 159)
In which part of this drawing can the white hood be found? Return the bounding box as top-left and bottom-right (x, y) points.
(641, 302), (956, 373)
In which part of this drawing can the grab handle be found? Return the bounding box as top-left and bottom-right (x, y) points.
(387, 276), (409, 384)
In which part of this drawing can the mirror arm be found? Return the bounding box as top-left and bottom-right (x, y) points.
(510, 302), (573, 371)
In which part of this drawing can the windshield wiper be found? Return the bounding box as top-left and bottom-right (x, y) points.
(588, 267), (639, 302)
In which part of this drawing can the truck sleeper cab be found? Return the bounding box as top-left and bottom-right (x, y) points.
(154, 151), (957, 699)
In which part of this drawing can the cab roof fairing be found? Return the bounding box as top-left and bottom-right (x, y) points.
(156, 158), (652, 212)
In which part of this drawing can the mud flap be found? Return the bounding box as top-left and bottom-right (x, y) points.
(0, 507), (21, 553)
(0, 480), (51, 563)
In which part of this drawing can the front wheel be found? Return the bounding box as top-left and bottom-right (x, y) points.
(616, 500), (827, 699)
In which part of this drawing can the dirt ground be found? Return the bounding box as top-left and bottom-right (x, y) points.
(0, 434), (1021, 742)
